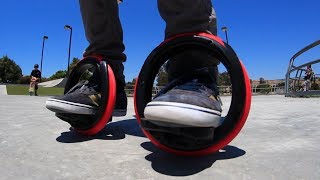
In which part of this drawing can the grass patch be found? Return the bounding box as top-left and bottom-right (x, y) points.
(6, 85), (64, 96)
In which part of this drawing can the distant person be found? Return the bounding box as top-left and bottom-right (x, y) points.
(30, 64), (41, 96)
(303, 65), (313, 91)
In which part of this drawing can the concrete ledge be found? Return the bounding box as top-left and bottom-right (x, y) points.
(0, 85), (7, 95)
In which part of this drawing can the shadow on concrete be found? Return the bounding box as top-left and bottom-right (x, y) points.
(56, 118), (145, 143)
(141, 142), (246, 176)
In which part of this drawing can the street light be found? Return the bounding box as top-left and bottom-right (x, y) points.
(40, 35), (48, 81)
(221, 26), (229, 44)
(64, 25), (72, 78)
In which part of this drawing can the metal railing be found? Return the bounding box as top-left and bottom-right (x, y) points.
(285, 39), (320, 97)
(124, 84), (286, 96)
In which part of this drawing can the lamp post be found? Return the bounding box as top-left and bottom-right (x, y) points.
(64, 25), (72, 78)
(40, 35), (48, 81)
(221, 26), (229, 44)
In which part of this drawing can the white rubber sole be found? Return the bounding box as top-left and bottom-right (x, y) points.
(46, 98), (97, 115)
(143, 101), (223, 127)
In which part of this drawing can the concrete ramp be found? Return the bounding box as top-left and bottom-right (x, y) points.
(38, 78), (67, 88)
(0, 85), (7, 95)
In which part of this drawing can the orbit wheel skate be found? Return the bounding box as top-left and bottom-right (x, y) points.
(134, 32), (251, 156)
(57, 56), (116, 136)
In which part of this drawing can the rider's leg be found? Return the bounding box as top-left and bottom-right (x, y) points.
(46, 0), (127, 116)
(143, 0), (222, 127)
(34, 83), (38, 96)
(80, 0), (127, 116)
(158, 0), (219, 80)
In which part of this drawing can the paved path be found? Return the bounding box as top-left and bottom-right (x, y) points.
(0, 85), (7, 95)
(0, 95), (319, 179)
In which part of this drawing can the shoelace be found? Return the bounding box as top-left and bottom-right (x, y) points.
(66, 80), (100, 95)
(66, 80), (87, 94)
(175, 80), (205, 92)
(178, 80), (222, 105)
(159, 79), (223, 106)
(78, 81), (100, 94)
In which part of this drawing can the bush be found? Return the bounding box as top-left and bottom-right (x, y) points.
(49, 70), (67, 80)
(311, 83), (320, 90)
(18, 76), (31, 84)
(17, 76), (50, 84)
(256, 84), (272, 94)
(40, 77), (50, 82)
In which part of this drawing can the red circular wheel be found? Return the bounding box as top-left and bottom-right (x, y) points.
(61, 56), (116, 136)
(134, 32), (251, 156)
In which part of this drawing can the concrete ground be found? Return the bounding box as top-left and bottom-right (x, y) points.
(0, 95), (319, 180)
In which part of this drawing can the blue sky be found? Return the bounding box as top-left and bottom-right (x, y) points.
(1, 0), (319, 82)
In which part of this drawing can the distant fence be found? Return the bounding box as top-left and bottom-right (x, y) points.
(124, 84), (287, 96)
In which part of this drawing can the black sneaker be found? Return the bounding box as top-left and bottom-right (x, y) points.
(46, 80), (101, 115)
(144, 78), (222, 128)
(46, 79), (127, 116)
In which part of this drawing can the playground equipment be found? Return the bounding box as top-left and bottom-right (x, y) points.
(285, 40), (320, 97)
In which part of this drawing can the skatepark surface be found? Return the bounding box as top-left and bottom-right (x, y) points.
(0, 95), (319, 179)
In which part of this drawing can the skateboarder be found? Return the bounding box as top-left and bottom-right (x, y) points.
(30, 64), (41, 96)
(303, 65), (314, 91)
(46, 0), (222, 127)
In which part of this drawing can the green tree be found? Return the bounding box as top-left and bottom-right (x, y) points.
(218, 71), (231, 86)
(256, 83), (271, 94)
(69, 57), (80, 75)
(125, 78), (137, 95)
(311, 82), (320, 90)
(126, 78), (136, 87)
(49, 70), (67, 80)
(0, 55), (22, 83)
(18, 75), (31, 84)
(156, 65), (168, 86)
(47, 57), (80, 80)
